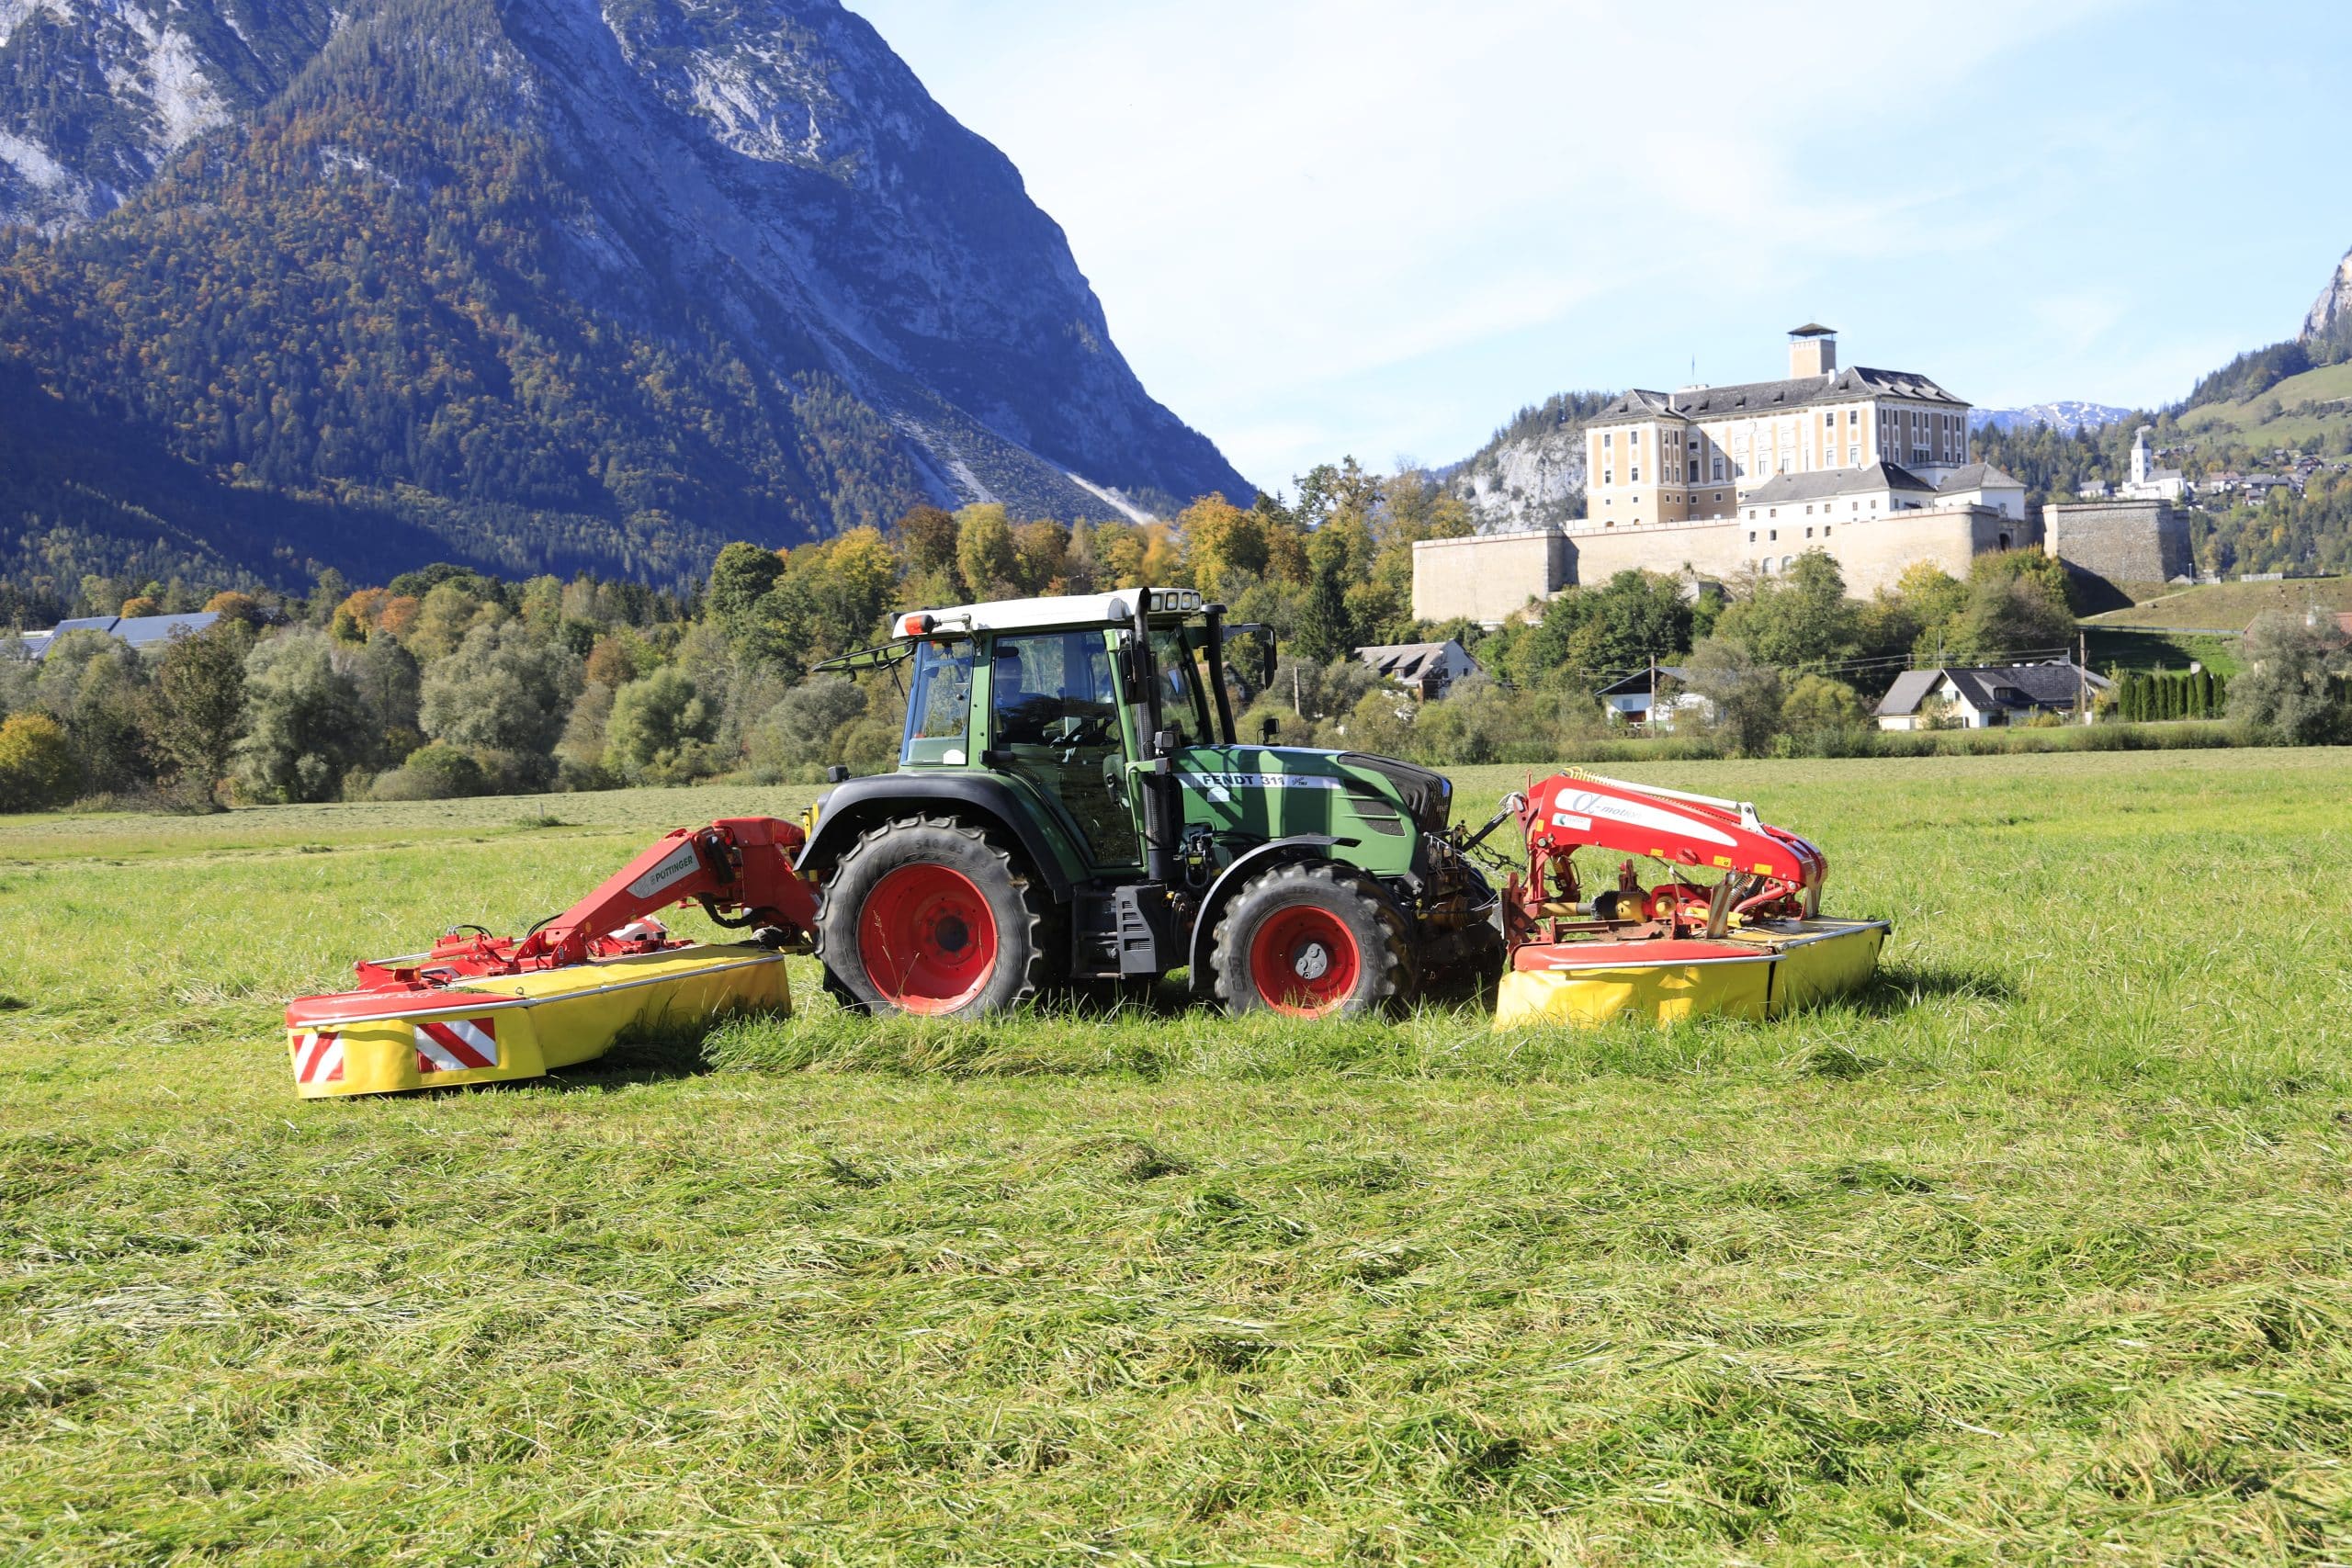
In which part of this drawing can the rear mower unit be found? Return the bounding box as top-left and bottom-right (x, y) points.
(285, 818), (815, 1099)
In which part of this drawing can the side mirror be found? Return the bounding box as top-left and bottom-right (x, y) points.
(1258, 715), (1279, 746)
(824, 764), (851, 784)
(1225, 623), (1278, 691)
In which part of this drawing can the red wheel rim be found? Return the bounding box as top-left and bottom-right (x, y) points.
(1247, 905), (1361, 1017)
(857, 863), (1000, 1014)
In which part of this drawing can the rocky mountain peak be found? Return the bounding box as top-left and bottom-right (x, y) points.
(2301, 246), (2352, 344)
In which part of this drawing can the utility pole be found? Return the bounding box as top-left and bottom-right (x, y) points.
(2077, 631), (2087, 724)
(1649, 655), (1657, 733)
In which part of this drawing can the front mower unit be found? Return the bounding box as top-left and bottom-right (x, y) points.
(1489, 771), (1886, 1031)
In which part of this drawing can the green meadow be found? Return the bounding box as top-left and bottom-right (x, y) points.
(2, 750), (2349, 1564)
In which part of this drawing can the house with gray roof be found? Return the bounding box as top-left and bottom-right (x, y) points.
(1876, 661), (2112, 730)
(17, 612), (221, 662)
(1354, 639), (1483, 700)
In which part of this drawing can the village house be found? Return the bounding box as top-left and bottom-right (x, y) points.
(1594, 666), (1714, 731)
(1353, 639), (1484, 700)
(1875, 660), (2112, 730)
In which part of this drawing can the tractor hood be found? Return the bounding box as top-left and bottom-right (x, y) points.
(1333, 751), (1453, 837)
(1172, 746), (1453, 852)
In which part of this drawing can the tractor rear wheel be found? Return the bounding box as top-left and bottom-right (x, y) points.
(1211, 862), (1413, 1019)
(816, 817), (1055, 1017)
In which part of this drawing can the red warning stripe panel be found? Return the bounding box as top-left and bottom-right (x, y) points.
(293, 1031), (345, 1084)
(414, 1016), (500, 1073)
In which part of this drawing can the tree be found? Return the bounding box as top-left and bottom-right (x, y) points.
(1684, 637), (1785, 755)
(0, 713), (77, 811)
(1295, 560), (1352, 664)
(233, 630), (371, 803)
(406, 580), (502, 662)
(1179, 495), (1266, 596)
(145, 621), (253, 805)
(955, 505), (1020, 600)
(1713, 552), (1859, 668)
(202, 591), (266, 628)
(345, 634), (424, 761)
(1948, 574), (2075, 663)
(35, 631), (150, 794)
(747, 676), (868, 779)
(893, 505), (963, 590)
(605, 668), (721, 784)
(419, 621), (584, 762)
(2229, 612), (2348, 743)
(707, 543), (786, 638)
(1781, 673), (1869, 733)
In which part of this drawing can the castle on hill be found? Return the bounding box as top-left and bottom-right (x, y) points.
(1415, 326), (2041, 623)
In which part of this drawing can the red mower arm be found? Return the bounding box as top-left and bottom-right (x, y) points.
(522, 817), (818, 966)
(1519, 772), (1826, 913)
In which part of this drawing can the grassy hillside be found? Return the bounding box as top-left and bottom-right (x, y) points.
(2175, 360), (2352, 453)
(2085, 575), (2352, 631)
(5, 752), (2351, 1562)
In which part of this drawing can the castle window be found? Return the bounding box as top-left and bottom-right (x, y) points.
(1806, 526), (1815, 538)
(1824, 525), (1832, 536)
(1631, 468), (1641, 482)
(1602, 432), (1612, 447)
(1849, 409), (1860, 423)
(1748, 530), (1757, 542)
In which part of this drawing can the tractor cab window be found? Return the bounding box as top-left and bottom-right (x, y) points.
(901, 638), (975, 766)
(1148, 625), (1215, 749)
(990, 630), (1136, 868)
(990, 631), (1120, 748)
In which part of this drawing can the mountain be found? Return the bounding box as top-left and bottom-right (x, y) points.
(0, 0), (337, 231)
(2302, 246), (2352, 344)
(1442, 390), (1616, 532)
(0, 0), (1249, 594)
(2176, 243), (2352, 415)
(1969, 402), (2132, 436)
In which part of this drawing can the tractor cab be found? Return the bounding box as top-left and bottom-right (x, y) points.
(856, 589), (1247, 881)
(801, 590), (1498, 1017)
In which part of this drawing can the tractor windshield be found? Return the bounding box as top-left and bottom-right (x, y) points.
(901, 638), (975, 765)
(1148, 625), (1215, 748)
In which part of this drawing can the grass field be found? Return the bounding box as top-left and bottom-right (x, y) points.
(4, 752), (2351, 1564)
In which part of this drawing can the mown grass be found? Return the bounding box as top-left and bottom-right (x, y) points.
(2, 750), (2349, 1563)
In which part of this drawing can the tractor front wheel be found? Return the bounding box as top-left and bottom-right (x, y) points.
(816, 818), (1054, 1017)
(1211, 862), (1413, 1019)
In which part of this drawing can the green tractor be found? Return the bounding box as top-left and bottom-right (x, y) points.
(797, 588), (1502, 1018)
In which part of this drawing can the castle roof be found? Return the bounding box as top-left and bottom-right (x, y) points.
(1740, 462), (1936, 505)
(1589, 367), (1968, 426)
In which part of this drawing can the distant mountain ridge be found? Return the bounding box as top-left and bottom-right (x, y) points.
(1969, 402), (2133, 436)
(0, 0), (1249, 593)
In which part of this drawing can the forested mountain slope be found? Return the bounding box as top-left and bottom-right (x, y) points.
(0, 0), (1248, 595)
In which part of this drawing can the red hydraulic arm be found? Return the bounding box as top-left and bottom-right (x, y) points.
(354, 818), (818, 989)
(1503, 772), (1828, 946)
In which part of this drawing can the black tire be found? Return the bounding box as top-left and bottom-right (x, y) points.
(814, 816), (1057, 1018)
(1210, 862), (1414, 1018)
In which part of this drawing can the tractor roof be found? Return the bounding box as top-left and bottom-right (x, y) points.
(892, 588), (1206, 638)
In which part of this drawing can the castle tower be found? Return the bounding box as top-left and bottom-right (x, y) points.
(1788, 323), (1838, 378)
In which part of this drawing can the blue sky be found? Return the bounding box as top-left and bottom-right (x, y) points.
(846, 0), (2352, 496)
